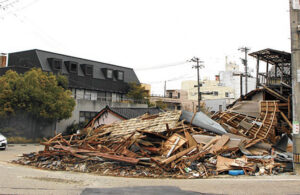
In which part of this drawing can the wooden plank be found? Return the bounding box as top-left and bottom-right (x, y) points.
(280, 111), (293, 129)
(262, 85), (288, 102)
(288, 95), (292, 119)
(184, 129), (197, 147)
(216, 155), (235, 172)
(162, 145), (197, 165)
(203, 136), (220, 151)
(209, 135), (230, 154)
(162, 133), (187, 156)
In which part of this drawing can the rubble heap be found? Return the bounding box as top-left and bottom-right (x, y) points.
(14, 110), (292, 178)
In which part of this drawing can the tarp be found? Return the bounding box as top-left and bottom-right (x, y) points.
(180, 110), (227, 135)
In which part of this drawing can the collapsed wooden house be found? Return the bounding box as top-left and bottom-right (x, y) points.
(213, 48), (292, 144)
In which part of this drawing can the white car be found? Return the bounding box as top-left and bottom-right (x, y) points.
(0, 133), (7, 150)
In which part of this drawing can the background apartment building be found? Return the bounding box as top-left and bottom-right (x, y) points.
(0, 49), (147, 134)
(219, 58), (256, 99)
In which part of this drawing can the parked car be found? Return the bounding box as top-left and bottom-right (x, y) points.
(0, 133), (7, 150)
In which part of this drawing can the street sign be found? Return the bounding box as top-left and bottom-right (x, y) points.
(293, 121), (300, 134)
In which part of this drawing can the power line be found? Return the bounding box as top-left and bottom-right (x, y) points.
(135, 60), (188, 71)
(141, 72), (195, 84)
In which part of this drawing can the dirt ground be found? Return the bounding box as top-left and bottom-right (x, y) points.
(1, 144), (300, 195)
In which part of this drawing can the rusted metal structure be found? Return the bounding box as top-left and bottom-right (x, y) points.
(249, 48), (291, 96)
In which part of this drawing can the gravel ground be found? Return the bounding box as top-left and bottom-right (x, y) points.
(1, 144), (300, 195)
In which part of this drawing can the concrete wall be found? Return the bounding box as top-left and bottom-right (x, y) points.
(166, 90), (181, 99)
(141, 83), (151, 96)
(181, 80), (235, 101)
(0, 112), (55, 138)
(219, 71), (256, 99)
(203, 99), (228, 113)
(56, 99), (148, 132)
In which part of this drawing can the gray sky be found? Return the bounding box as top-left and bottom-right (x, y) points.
(0, 0), (291, 94)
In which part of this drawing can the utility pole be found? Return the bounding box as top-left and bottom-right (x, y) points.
(164, 81), (166, 97)
(239, 47), (250, 94)
(190, 57), (204, 112)
(240, 74), (243, 98)
(290, 0), (300, 175)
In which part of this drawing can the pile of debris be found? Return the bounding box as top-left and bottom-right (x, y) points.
(14, 109), (293, 178)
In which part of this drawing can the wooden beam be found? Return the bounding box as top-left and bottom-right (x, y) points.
(262, 85), (288, 102)
(288, 95), (292, 119)
(280, 111), (293, 129)
(256, 55), (260, 89)
(162, 145), (197, 165)
(266, 60), (269, 85)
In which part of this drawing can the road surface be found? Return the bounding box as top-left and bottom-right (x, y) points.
(1, 144), (300, 195)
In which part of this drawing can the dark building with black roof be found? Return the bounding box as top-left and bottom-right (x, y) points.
(0, 49), (147, 133)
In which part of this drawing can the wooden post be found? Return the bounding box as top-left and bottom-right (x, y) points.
(280, 63), (284, 94)
(256, 55), (260, 89)
(275, 63), (278, 78)
(266, 60), (269, 85)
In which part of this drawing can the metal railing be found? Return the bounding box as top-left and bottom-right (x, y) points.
(95, 97), (148, 104)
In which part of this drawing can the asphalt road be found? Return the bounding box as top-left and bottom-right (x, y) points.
(1, 144), (300, 195)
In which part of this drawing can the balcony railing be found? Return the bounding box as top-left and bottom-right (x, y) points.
(95, 97), (148, 104)
(258, 74), (291, 87)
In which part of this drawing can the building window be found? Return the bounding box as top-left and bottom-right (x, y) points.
(70, 63), (77, 73)
(118, 71), (124, 80)
(86, 66), (93, 75)
(54, 60), (61, 70)
(48, 58), (62, 71)
(107, 69), (113, 78)
(177, 93), (180, 99)
(225, 92), (229, 97)
(106, 92), (112, 101)
(71, 88), (76, 98)
(213, 91), (219, 96)
(84, 90), (92, 100)
(75, 89), (84, 99)
(97, 92), (106, 101)
(116, 93), (122, 102)
(79, 111), (97, 123)
(65, 61), (78, 73)
(169, 92), (173, 98)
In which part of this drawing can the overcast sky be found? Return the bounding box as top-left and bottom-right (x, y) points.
(0, 0), (291, 94)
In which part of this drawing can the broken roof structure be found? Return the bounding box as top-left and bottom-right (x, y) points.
(85, 106), (164, 128)
(228, 48), (292, 118)
(91, 110), (182, 141)
(15, 109), (292, 178)
(219, 48), (293, 145)
(249, 48), (291, 96)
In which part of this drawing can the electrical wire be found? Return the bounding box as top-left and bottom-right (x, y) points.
(135, 60), (188, 71)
